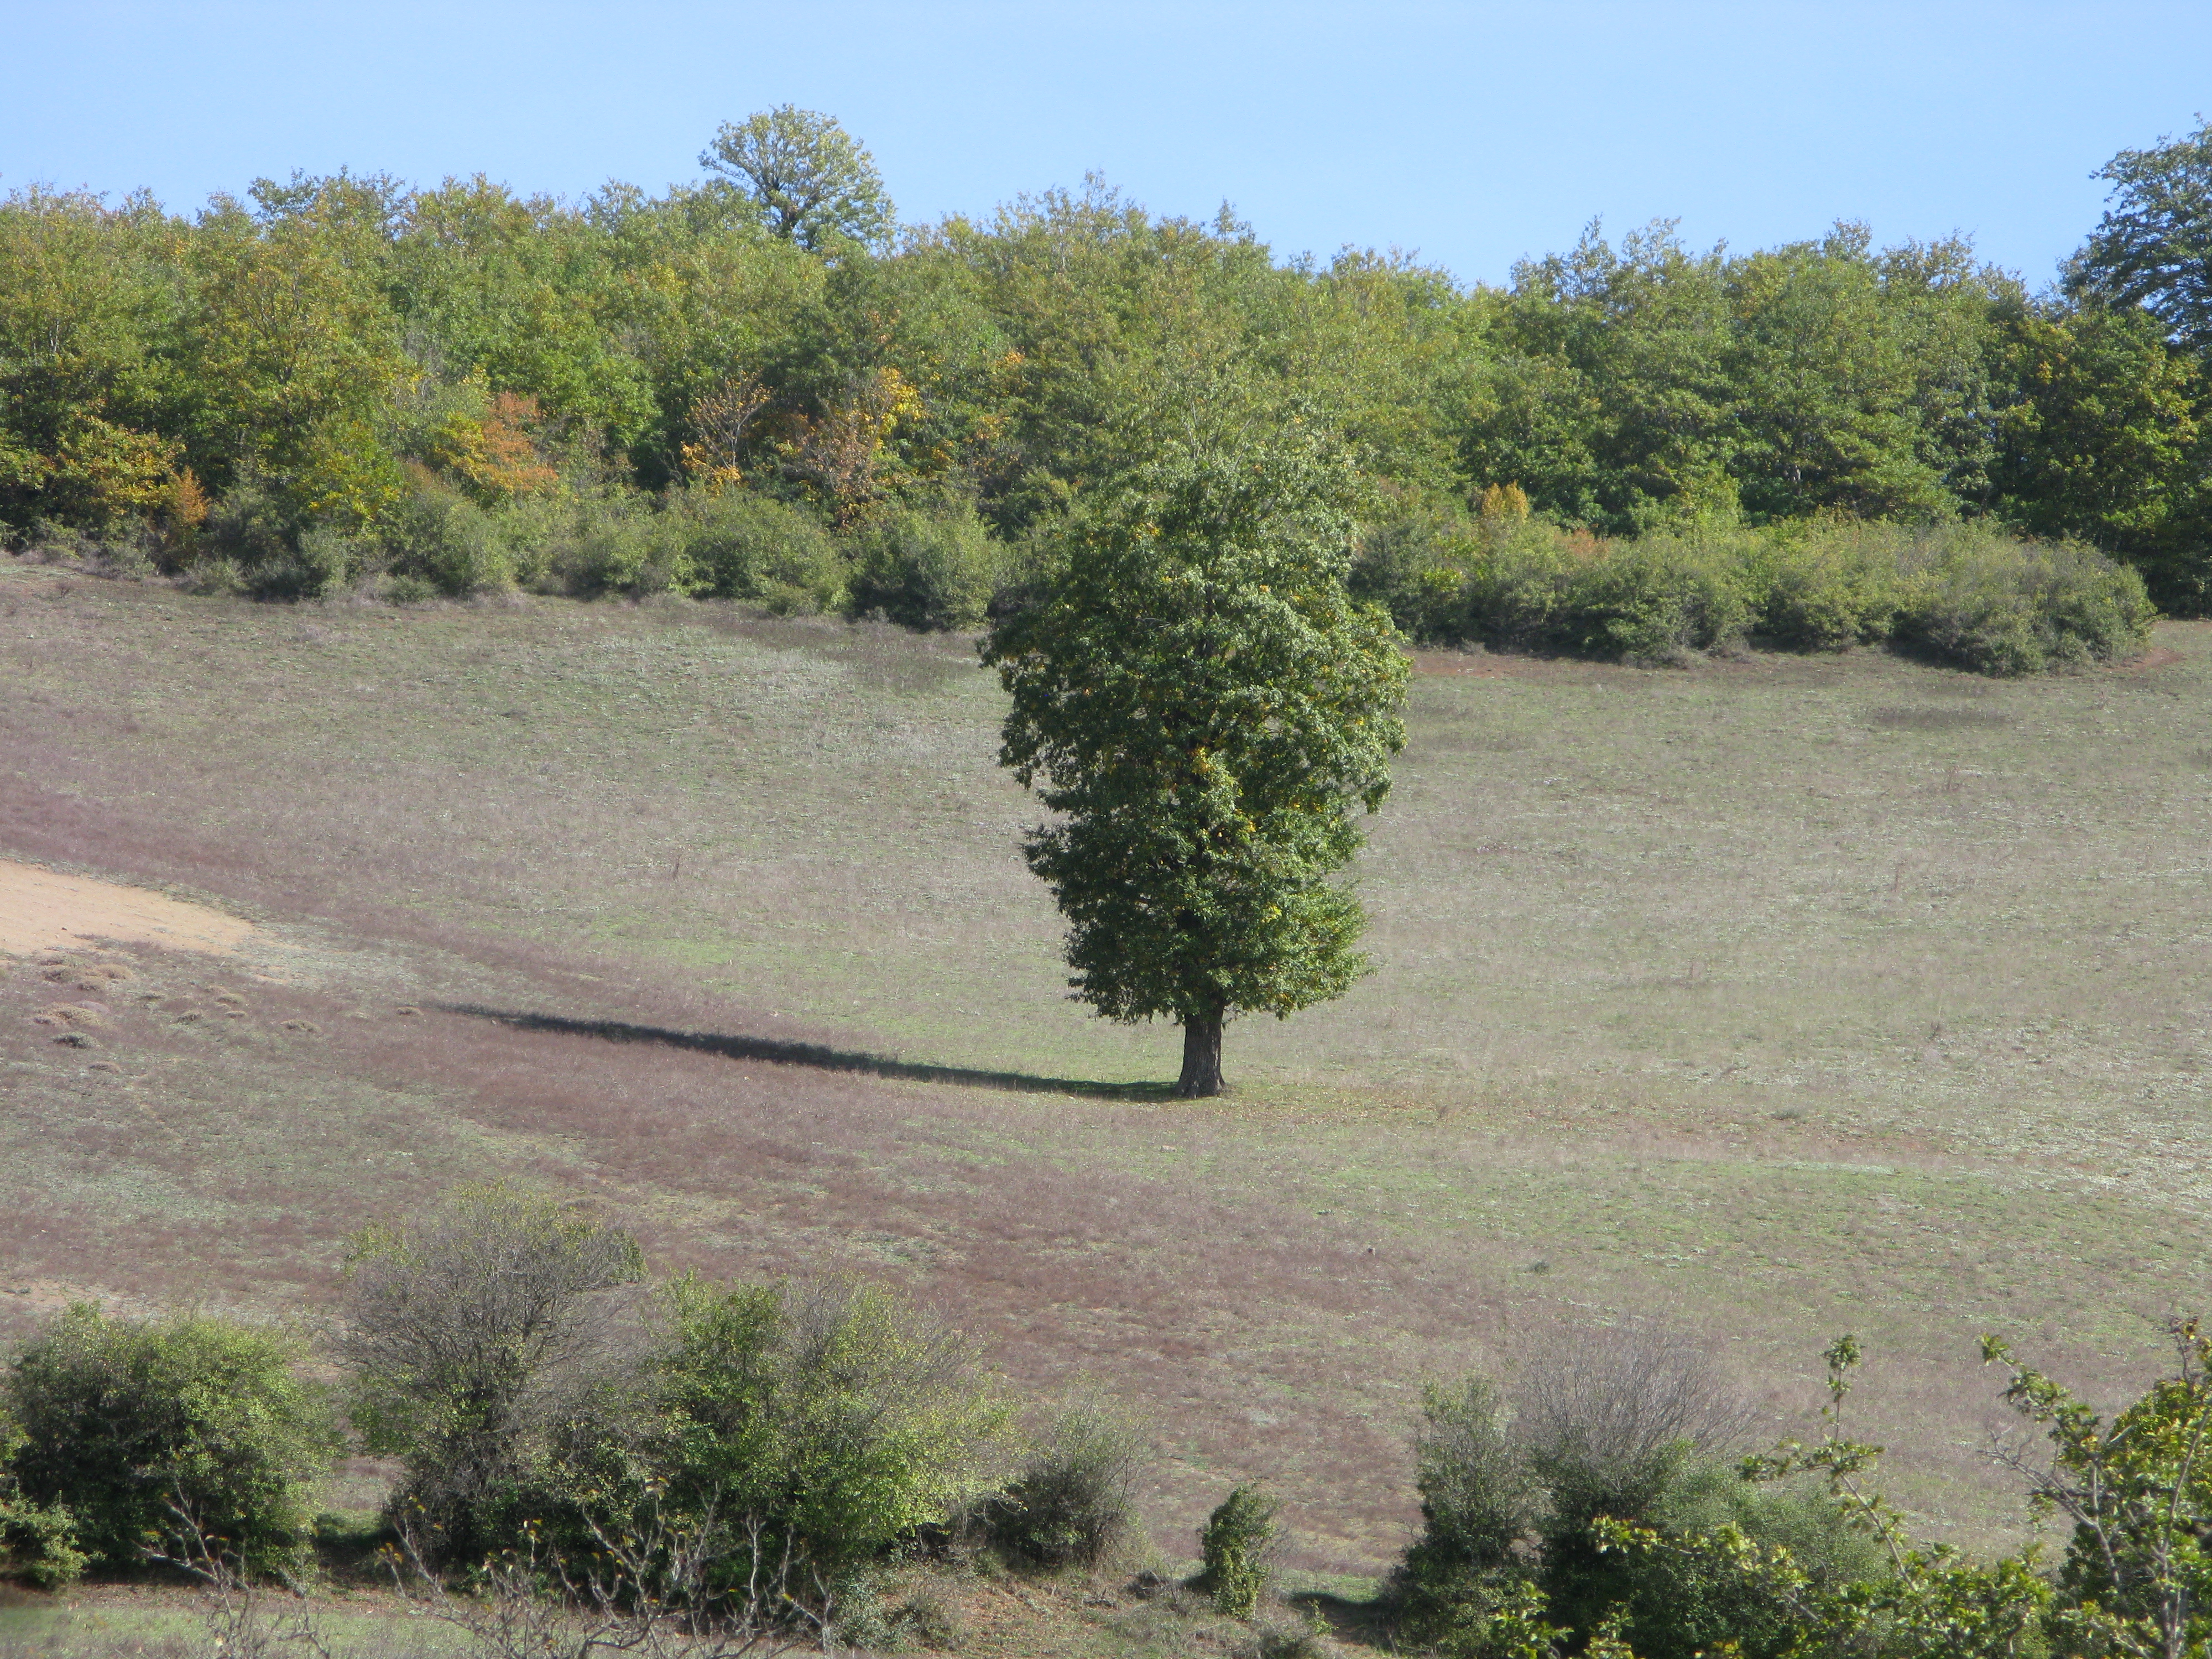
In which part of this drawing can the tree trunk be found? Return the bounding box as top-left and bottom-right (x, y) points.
(1178, 1009), (1226, 1097)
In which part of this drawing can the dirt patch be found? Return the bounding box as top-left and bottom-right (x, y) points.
(2115, 646), (2186, 673)
(0, 859), (255, 958)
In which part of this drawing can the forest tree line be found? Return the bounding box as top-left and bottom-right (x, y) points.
(2, 108), (2206, 653)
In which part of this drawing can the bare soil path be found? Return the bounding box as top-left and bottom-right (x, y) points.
(0, 858), (255, 958)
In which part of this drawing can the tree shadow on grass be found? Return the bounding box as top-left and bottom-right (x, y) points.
(437, 1004), (1177, 1102)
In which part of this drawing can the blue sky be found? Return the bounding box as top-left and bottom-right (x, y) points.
(4, 1), (2206, 289)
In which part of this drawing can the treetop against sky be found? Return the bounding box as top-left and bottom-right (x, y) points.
(7, 1), (2212, 290)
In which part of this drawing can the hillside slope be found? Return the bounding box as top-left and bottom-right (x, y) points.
(3, 556), (2208, 1569)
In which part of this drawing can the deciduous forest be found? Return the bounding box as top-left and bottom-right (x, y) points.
(4, 108), (2207, 662)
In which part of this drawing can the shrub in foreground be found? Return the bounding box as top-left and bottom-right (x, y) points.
(340, 1184), (644, 1563)
(3, 1305), (337, 1574)
(0, 1444), (85, 1589)
(638, 1272), (1014, 1599)
(340, 1188), (1012, 1615)
(1391, 1376), (1539, 1646)
(988, 1398), (1151, 1568)
(1397, 1324), (2212, 1658)
(1197, 1484), (1280, 1618)
(1394, 1324), (1888, 1659)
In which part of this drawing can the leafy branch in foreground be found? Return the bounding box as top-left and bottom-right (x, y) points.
(1593, 1335), (2049, 1659)
(1983, 1317), (2212, 1659)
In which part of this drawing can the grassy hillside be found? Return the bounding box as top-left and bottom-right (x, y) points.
(3, 554), (2209, 1577)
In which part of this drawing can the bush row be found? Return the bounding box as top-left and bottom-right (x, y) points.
(9, 1193), (2212, 1658)
(32, 478), (1021, 629)
(1354, 494), (2157, 675)
(0, 1187), (1148, 1630)
(35, 470), (2157, 679)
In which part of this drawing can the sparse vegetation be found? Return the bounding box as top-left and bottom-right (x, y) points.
(3, 565), (2210, 1580)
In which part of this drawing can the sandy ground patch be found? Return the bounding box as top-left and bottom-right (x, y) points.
(0, 859), (255, 958)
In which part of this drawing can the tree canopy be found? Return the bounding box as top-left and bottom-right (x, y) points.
(982, 389), (1407, 1094)
(0, 111), (2205, 618)
(701, 106), (895, 252)
(2070, 117), (2212, 348)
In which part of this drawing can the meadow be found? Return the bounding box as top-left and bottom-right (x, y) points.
(3, 553), (2209, 1596)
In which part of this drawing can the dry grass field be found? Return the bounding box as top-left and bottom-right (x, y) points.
(3, 551), (2209, 1594)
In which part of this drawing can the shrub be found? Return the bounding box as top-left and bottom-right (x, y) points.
(0, 1489), (85, 1589)
(1753, 521), (1903, 649)
(848, 502), (1006, 629)
(1394, 1324), (1821, 1659)
(199, 481), (366, 599)
(1463, 521), (1755, 662)
(639, 1273), (1013, 1598)
(1896, 527), (2155, 674)
(1588, 1335), (2049, 1659)
(1387, 498), (2152, 677)
(1197, 1485), (1279, 1618)
(1350, 494), (1482, 639)
(0, 1413), (85, 1590)
(1392, 1376), (1540, 1646)
(3, 1305), (338, 1574)
(1516, 1322), (1756, 1533)
(339, 1185), (643, 1562)
(1562, 1461), (1882, 1659)
(669, 487), (844, 612)
(378, 473), (512, 596)
(383, 1485), (816, 1654)
(1567, 531), (1756, 661)
(989, 1399), (1150, 1568)
(544, 495), (690, 597)
(202, 480), (297, 572)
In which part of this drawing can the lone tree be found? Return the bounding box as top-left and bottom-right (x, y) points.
(701, 106), (895, 252)
(983, 400), (1407, 1096)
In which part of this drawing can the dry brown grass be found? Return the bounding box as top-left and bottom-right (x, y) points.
(2, 557), (2209, 1580)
